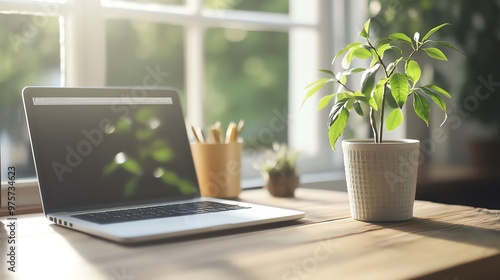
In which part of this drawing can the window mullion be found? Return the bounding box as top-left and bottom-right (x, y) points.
(62, 0), (105, 86)
(185, 24), (205, 127)
(185, 0), (204, 127)
(289, 0), (331, 173)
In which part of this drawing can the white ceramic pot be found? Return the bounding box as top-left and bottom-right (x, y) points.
(342, 139), (420, 222)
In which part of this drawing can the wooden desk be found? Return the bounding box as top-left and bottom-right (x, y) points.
(1, 188), (500, 280)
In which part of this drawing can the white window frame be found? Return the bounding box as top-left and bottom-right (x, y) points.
(0, 0), (369, 211)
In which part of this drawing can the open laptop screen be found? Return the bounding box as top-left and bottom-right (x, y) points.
(23, 87), (200, 214)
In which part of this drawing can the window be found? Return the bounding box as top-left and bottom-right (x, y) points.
(1, 0), (368, 208)
(0, 12), (60, 180)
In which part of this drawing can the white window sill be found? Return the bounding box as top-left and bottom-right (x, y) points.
(1, 178), (42, 216)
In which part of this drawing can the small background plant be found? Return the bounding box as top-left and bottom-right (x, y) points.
(302, 18), (463, 150)
(254, 142), (298, 177)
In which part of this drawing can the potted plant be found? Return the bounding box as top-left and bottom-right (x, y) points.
(254, 142), (299, 197)
(303, 18), (462, 221)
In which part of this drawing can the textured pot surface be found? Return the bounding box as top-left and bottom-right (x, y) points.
(342, 139), (420, 222)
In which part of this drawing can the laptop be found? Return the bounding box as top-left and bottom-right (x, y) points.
(22, 86), (304, 243)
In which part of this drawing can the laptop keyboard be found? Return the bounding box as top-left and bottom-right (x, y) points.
(72, 201), (251, 224)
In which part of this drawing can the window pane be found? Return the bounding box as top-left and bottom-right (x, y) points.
(0, 14), (60, 181)
(205, 28), (289, 149)
(105, 19), (185, 102)
(205, 0), (289, 14)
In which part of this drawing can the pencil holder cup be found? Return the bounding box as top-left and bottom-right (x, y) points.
(190, 142), (242, 199)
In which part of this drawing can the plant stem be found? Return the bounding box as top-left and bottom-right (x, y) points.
(378, 85), (387, 143)
(369, 107), (379, 143)
(366, 37), (421, 143)
(366, 38), (389, 143)
(332, 76), (355, 94)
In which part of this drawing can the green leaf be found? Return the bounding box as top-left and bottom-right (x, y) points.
(413, 92), (430, 126)
(420, 88), (446, 111)
(122, 158), (142, 175)
(361, 63), (380, 98)
(161, 170), (179, 184)
(328, 107), (349, 151)
(386, 89), (398, 108)
(334, 73), (347, 93)
(317, 93), (336, 110)
(353, 101), (364, 117)
(102, 162), (119, 176)
(377, 43), (402, 59)
(386, 62), (395, 74)
(332, 42), (362, 65)
(352, 47), (373, 59)
(328, 98), (349, 127)
(345, 99), (355, 111)
(136, 129), (155, 141)
(421, 88), (448, 126)
(337, 92), (348, 101)
(319, 69), (335, 76)
(136, 108), (156, 125)
(405, 60), (421, 84)
(370, 57), (378, 67)
(152, 147), (174, 163)
(375, 37), (393, 48)
(302, 78), (333, 107)
(389, 33), (412, 45)
(115, 118), (131, 133)
(346, 91), (364, 98)
(304, 77), (330, 90)
(178, 181), (197, 195)
(339, 72), (347, 84)
(390, 46), (403, 54)
(432, 40), (465, 55)
(360, 18), (371, 38)
(342, 45), (368, 69)
(342, 68), (365, 76)
(423, 48), (448, 61)
(389, 73), (409, 108)
(342, 48), (354, 69)
(386, 108), (403, 131)
(423, 84), (452, 98)
(372, 79), (388, 110)
(422, 23), (450, 42)
(376, 43), (390, 56)
(368, 96), (378, 111)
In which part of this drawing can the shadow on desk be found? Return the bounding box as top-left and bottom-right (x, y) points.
(374, 217), (500, 279)
(374, 217), (500, 248)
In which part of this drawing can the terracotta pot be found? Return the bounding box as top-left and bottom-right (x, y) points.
(264, 172), (299, 197)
